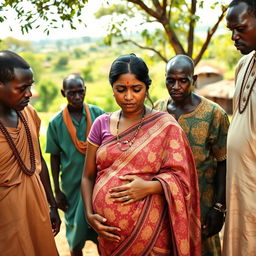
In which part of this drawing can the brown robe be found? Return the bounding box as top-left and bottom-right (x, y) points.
(0, 105), (58, 256)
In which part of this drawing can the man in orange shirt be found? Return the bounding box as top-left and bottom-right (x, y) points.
(0, 50), (60, 256)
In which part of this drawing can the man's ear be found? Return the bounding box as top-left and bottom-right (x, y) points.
(0, 81), (5, 89)
(61, 89), (66, 98)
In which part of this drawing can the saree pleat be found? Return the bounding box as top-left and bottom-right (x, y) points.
(92, 112), (201, 256)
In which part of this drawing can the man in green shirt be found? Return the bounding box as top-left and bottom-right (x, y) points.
(46, 74), (104, 256)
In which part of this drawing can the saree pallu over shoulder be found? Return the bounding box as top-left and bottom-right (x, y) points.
(92, 112), (201, 256)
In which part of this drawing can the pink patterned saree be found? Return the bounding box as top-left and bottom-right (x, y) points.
(92, 112), (201, 256)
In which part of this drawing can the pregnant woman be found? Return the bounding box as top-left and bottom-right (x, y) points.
(81, 53), (201, 256)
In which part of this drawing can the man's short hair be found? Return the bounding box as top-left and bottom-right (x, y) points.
(229, 0), (256, 18)
(63, 73), (84, 89)
(0, 50), (30, 84)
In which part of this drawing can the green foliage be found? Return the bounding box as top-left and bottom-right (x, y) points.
(95, 4), (129, 17)
(35, 80), (59, 112)
(0, 37), (33, 52)
(73, 48), (85, 59)
(19, 52), (44, 82)
(205, 30), (242, 74)
(55, 55), (69, 68)
(81, 62), (94, 82)
(0, 0), (88, 35)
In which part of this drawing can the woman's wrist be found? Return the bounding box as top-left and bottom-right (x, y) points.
(147, 180), (163, 195)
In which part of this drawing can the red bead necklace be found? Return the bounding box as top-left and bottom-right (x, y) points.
(0, 111), (36, 176)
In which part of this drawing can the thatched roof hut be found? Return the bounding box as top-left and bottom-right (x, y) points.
(195, 62), (225, 89)
(195, 79), (235, 114)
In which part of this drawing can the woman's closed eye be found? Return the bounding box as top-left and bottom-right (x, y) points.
(116, 88), (125, 93)
(133, 88), (142, 93)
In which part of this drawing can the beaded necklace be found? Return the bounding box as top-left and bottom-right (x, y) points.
(116, 107), (146, 151)
(238, 56), (256, 114)
(0, 111), (36, 176)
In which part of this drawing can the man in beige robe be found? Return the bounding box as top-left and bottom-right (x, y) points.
(0, 50), (61, 255)
(224, 1), (256, 255)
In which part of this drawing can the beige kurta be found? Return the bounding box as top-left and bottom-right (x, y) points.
(223, 51), (256, 256)
(0, 105), (58, 256)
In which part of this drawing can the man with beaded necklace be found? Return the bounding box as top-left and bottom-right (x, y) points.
(0, 50), (60, 255)
(224, 1), (256, 255)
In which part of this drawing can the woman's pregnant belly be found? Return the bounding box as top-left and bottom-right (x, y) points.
(92, 176), (145, 238)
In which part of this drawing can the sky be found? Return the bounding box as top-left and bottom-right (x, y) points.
(0, 0), (226, 42)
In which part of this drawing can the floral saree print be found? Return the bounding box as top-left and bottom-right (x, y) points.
(92, 112), (201, 256)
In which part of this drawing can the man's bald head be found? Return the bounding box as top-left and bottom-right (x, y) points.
(63, 73), (84, 90)
(166, 55), (195, 75)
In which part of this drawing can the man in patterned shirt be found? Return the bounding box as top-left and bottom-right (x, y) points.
(155, 54), (230, 256)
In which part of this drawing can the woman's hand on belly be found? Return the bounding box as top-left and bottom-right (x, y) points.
(87, 213), (121, 243)
(109, 175), (163, 205)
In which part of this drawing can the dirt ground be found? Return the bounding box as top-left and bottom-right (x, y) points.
(55, 217), (225, 255)
(55, 216), (99, 256)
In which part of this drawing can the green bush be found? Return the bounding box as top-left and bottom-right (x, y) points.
(35, 80), (59, 112)
(56, 55), (69, 68)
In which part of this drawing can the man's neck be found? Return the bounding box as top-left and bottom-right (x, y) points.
(67, 104), (84, 113)
(172, 93), (195, 108)
(0, 105), (18, 127)
(0, 103), (16, 118)
(168, 93), (201, 120)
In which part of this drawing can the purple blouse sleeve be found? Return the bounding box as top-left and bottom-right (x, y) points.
(88, 113), (113, 146)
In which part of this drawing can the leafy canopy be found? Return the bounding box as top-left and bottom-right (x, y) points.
(96, 0), (228, 65)
(0, 0), (88, 35)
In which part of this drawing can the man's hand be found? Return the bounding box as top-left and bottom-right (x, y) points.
(203, 207), (225, 238)
(50, 207), (61, 236)
(55, 190), (68, 212)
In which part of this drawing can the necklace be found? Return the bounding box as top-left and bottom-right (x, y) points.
(0, 111), (36, 176)
(238, 56), (256, 114)
(116, 107), (146, 151)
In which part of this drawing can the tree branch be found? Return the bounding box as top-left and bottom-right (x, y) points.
(127, 0), (160, 19)
(194, 6), (227, 65)
(187, 0), (197, 56)
(118, 39), (168, 62)
(152, 0), (161, 10)
(162, 0), (167, 17)
(128, 0), (185, 54)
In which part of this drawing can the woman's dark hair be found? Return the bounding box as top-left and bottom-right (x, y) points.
(0, 50), (30, 84)
(109, 53), (152, 89)
(109, 53), (154, 107)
